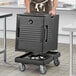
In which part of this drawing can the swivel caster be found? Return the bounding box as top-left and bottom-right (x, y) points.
(18, 63), (26, 72)
(54, 59), (60, 66)
(39, 65), (47, 74)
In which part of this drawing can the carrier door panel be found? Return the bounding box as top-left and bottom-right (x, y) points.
(16, 15), (43, 54)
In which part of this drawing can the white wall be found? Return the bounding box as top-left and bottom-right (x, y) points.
(0, 0), (74, 5)
(0, 0), (16, 2)
(17, 0), (24, 5)
(16, 0), (76, 5)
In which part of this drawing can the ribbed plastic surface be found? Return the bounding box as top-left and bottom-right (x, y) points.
(15, 13), (59, 54)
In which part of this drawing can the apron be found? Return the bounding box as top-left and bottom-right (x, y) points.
(30, 0), (51, 13)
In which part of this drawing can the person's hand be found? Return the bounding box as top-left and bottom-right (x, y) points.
(49, 9), (56, 16)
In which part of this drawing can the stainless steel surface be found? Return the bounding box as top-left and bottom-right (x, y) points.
(4, 17), (6, 62)
(0, 50), (4, 54)
(58, 2), (72, 8)
(62, 25), (76, 76)
(0, 13), (12, 62)
(57, 2), (76, 11)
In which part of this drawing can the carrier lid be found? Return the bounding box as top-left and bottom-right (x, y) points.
(17, 13), (49, 17)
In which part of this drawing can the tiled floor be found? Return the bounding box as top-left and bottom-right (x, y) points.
(0, 39), (76, 76)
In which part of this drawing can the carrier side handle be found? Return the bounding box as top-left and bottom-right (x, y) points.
(17, 27), (20, 37)
(45, 25), (48, 42)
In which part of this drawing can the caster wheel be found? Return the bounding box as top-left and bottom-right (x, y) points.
(54, 59), (60, 66)
(18, 63), (26, 72)
(40, 65), (47, 74)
